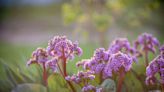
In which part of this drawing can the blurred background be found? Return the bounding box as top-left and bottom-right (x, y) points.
(0, 0), (164, 92)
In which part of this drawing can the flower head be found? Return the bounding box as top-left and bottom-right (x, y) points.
(109, 38), (136, 54)
(134, 33), (159, 54)
(160, 44), (164, 57)
(45, 58), (58, 72)
(65, 71), (95, 84)
(77, 48), (110, 75)
(82, 84), (102, 92)
(108, 38), (137, 62)
(146, 45), (164, 85)
(27, 48), (48, 66)
(104, 52), (133, 78)
(47, 36), (82, 60)
(94, 48), (109, 61)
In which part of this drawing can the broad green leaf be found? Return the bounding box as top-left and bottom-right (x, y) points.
(101, 79), (116, 92)
(124, 72), (143, 92)
(11, 83), (47, 92)
(47, 73), (69, 92)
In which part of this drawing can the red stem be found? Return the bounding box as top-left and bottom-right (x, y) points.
(60, 47), (76, 92)
(117, 70), (125, 92)
(63, 57), (67, 76)
(162, 84), (164, 92)
(56, 62), (76, 92)
(62, 47), (67, 76)
(43, 62), (47, 86)
(145, 49), (149, 67)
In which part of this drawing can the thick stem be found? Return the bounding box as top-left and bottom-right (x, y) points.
(117, 70), (125, 92)
(63, 57), (67, 76)
(42, 62), (47, 86)
(161, 84), (164, 92)
(60, 47), (76, 92)
(145, 49), (149, 67)
(67, 81), (76, 92)
(61, 47), (67, 77)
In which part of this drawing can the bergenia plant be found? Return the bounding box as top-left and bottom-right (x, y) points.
(146, 45), (164, 91)
(77, 48), (134, 92)
(27, 33), (163, 92)
(134, 33), (160, 66)
(27, 36), (82, 92)
(27, 48), (48, 85)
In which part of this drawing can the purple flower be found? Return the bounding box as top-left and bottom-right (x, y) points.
(146, 47), (164, 85)
(160, 45), (164, 53)
(108, 38), (137, 62)
(65, 71), (95, 84)
(47, 36), (82, 60)
(45, 58), (58, 72)
(77, 48), (110, 74)
(82, 84), (96, 92)
(104, 52), (133, 78)
(134, 33), (159, 54)
(109, 38), (136, 54)
(94, 48), (109, 61)
(82, 84), (102, 92)
(160, 45), (164, 59)
(96, 88), (103, 92)
(27, 48), (48, 66)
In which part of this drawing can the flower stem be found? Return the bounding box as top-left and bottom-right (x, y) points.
(60, 47), (76, 92)
(62, 47), (67, 76)
(57, 61), (76, 92)
(117, 69), (125, 92)
(161, 84), (164, 92)
(43, 62), (47, 86)
(63, 57), (67, 76)
(145, 49), (149, 67)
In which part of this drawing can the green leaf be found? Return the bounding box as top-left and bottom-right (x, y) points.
(0, 61), (25, 87)
(101, 79), (116, 92)
(124, 72), (143, 92)
(47, 73), (69, 92)
(11, 83), (47, 92)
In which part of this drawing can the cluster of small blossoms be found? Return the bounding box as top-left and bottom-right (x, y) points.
(108, 38), (137, 62)
(146, 45), (164, 85)
(108, 38), (136, 54)
(47, 36), (82, 60)
(27, 33), (162, 92)
(134, 33), (160, 54)
(45, 36), (82, 73)
(65, 71), (102, 92)
(27, 36), (83, 88)
(28, 36), (82, 67)
(76, 48), (110, 78)
(27, 48), (48, 66)
(104, 52), (134, 78)
(82, 85), (102, 92)
(77, 47), (134, 80)
(45, 58), (58, 72)
(65, 71), (95, 84)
